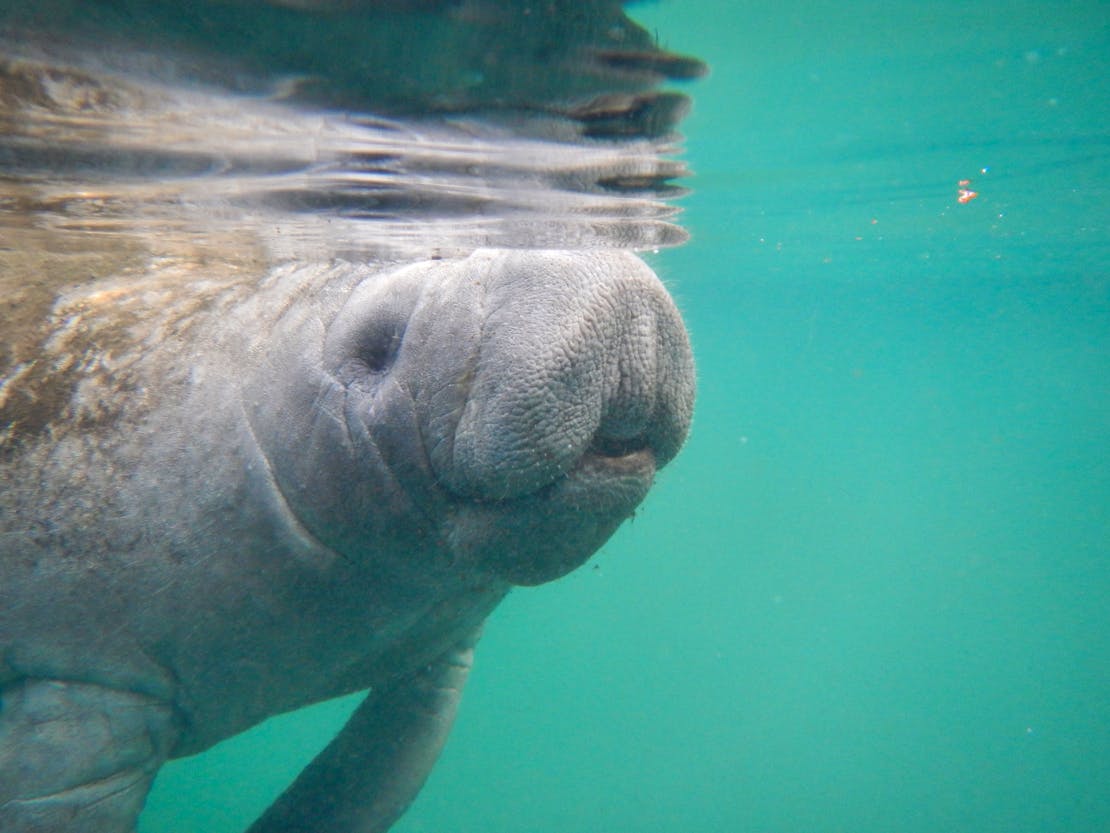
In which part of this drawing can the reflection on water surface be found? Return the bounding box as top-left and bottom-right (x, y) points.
(0, 0), (703, 263)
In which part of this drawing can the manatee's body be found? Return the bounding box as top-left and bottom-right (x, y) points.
(0, 3), (701, 831)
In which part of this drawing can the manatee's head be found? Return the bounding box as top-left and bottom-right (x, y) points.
(252, 249), (693, 586)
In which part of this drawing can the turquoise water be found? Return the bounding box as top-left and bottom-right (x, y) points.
(140, 2), (1108, 831)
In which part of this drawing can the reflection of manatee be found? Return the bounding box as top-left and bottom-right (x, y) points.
(0, 3), (702, 831)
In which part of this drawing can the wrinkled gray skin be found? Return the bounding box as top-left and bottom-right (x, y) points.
(0, 248), (693, 832)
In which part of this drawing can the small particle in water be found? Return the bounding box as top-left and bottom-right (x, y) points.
(957, 179), (979, 204)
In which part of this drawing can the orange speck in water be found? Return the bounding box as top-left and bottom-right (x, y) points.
(957, 178), (979, 204)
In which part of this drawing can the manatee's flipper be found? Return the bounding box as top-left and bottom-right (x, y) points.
(247, 632), (479, 833)
(0, 679), (175, 833)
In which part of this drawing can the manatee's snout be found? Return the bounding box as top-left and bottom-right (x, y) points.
(431, 249), (693, 584)
(324, 249), (693, 584)
(426, 249), (693, 504)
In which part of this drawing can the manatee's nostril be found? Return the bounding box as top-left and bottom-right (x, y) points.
(587, 433), (650, 459)
(356, 327), (403, 373)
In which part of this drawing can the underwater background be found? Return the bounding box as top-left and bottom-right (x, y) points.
(140, 1), (1109, 831)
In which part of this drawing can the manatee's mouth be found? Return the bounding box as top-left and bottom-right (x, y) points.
(428, 346), (667, 506)
(548, 438), (659, 503)
(576, 439), (659, 500)
(443, 442), (659, 587)
(587, 431), (652, 460)
(424, 376), (672, 547)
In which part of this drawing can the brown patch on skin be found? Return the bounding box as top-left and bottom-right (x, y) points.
(0, 226), (149, 451)
(0, 222), (267, 454)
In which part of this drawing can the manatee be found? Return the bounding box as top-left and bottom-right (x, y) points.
(0, 2), (702, 831)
